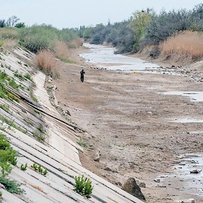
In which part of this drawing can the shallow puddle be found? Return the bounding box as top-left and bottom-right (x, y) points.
(156, 154), (203, 201)
(163, 91), (203, 102)
(170, 117), (203, 123)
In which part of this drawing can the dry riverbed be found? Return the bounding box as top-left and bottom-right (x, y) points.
(49, 46), (203, 203)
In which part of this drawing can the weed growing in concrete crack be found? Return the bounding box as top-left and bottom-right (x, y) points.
(31, 163), (48, 176)
(0, 104), (10, 113)
(20, 163), (27, 171)
(74, 175), (93, 198)
(0, 176), (23, 194)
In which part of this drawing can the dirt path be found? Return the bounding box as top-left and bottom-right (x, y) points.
(50, 49), (203, 203)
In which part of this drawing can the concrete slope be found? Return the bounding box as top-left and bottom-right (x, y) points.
(0, 47), (144, 203)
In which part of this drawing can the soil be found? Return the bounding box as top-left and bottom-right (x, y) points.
(48, 47), (203, 203)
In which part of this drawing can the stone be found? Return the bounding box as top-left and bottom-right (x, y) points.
(139, 182), (146, 188)
(0, 183), (5, 189)
(122, 178), (145, 201)
(154, 178), (160, 183)
(93, 150), (101, 162)
(190, 169), (202, 174)
(180, 199), (196, 203)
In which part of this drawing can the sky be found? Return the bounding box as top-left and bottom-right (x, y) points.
(0, 0), (203, 29)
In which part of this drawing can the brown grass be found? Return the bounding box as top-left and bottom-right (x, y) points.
(0, 28), (19, 40)
(67, 38), (83, 49)
(54, 40), (71, 62)
(2, 39), (17, 49)
(160, 31), (203, 60)
(35, 50), (59, 78)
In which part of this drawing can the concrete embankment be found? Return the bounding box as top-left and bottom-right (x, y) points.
(0, 47), (143, 203)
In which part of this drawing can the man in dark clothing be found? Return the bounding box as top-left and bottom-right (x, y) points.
(80, 69), (85, 82)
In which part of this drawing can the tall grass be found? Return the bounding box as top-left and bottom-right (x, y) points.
(54, 40), (71, 61)
(35, 50), (56, 74)
(160, 31), (203, 59)
(67, 38), (83, 48)
(0, 28), (19, 40)
(0, 28), (19, 48)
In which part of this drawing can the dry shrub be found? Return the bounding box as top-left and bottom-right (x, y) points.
(54, 40), (71, 62)
(35, 50), (59, 78)
(67, 38), (83, 49)
(0, 28), (19, 40)
(160, 31), (203, 60)
(2, 39), (17, 49)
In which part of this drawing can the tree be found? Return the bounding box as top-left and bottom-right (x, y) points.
(15, 22), (25, 28)
(0, 20), (6, 28)
(6, 16), (19, 27)
(129, 10), (153, 51)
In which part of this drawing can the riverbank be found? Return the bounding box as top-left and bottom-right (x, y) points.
(49, 45), (203, 203)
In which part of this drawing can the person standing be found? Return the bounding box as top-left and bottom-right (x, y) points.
(80, 69), (85, 83)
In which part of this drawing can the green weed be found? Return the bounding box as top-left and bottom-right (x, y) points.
(74, 175), (93, 198)
(20, 163), (27, 171)
(31, 163), (48, 176)
(0, 176), (23, 194)
(0, 104), (10, 113)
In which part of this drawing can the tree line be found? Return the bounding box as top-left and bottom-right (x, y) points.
(78, 4), (203, 54)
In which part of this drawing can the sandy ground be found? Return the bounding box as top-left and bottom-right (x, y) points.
(49, 48), (203, 203)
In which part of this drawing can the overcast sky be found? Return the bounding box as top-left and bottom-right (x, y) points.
(0, 0), (202, 29)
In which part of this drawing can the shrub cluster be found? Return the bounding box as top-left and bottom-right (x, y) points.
(18, 25), (78, 53)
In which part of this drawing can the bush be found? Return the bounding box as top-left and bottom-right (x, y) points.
(0, 176), (23, 194)
(19, 25), (59, 53)
(0, 133), (17, 168)
(74, 175), (93, 198)
(19, 25), (79, 53)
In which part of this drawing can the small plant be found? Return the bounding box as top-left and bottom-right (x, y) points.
(0, 176), (23, 194)
(8, 78), (19, 89)
(42, 169), (48, 176)
(14, 71), (24, 81)
(20, 163), (27, 171)
(74, 175), (93, 198)
(77, 138), (87, 148)
(31, 163), (48, 176)
(0, 162), (12, 177)
(31, 163), (38, 171)
(32, 130), (45, 143)
(0, 104), (10, 113)
(24, 73), (32, 81)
